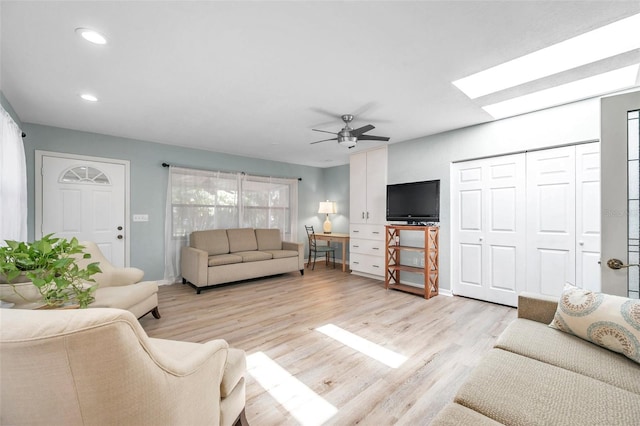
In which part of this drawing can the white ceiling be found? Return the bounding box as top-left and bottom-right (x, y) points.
(2, 1), (639, 168)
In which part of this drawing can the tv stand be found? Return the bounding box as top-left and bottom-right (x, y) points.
(384, 224), (439, 299)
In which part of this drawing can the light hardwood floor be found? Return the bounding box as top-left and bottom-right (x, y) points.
(140, 267), (516, 426)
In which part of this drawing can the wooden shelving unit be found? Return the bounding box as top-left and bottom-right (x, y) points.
(384, 224), (439, 299)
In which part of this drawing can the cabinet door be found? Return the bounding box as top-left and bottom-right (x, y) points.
(350, 152), (367, 224)
(365, 147), (387, 224)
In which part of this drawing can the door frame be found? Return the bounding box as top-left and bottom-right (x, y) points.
(35, 150), (131, 266)
(601, 90), (640, 296)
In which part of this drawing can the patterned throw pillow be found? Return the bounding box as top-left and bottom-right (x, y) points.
(549, 285), (640, 364)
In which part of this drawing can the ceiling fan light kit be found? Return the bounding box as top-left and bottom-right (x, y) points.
(311, 113), (390, 149)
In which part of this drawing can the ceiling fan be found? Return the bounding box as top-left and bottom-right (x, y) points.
(310, 114), (390, 149)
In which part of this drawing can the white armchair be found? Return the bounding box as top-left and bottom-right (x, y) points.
(76, 241), (160, 319)
(0, 308), (248, 425)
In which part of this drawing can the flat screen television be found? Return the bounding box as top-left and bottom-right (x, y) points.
(386, 179), (440, 223)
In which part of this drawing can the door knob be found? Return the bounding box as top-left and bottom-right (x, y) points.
(606, 258), (639, 269)
(117, 235), (123, 240)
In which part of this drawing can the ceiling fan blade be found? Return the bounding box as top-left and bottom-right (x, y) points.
(358, 135), (390, 141)
(310, 138), (338, 145)
(312, 129), (338, 135)
(351, 124), (375, 137)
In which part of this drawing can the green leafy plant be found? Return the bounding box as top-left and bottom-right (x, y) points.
(0, 234), (101, 308)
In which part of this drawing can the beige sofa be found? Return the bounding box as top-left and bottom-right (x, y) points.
(181, 228), (304, 293)
(431, 292), (640, 425)
(0, 307), (247, 426)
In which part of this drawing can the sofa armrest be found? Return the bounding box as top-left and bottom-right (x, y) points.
(99, 267), (145, 287)
(147, 337), (229, 377)
(517, 292), (559, 324)
(181, 246), (209, 286)
(283, 241), (305, 270)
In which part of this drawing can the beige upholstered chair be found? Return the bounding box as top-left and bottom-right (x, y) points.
(0, 308), (248, 426)
(76, 241), (160, 319)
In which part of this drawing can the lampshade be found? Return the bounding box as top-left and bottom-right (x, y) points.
(318, 201), (337, 214)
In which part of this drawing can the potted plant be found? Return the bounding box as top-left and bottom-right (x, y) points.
(0, 234), (101, 308)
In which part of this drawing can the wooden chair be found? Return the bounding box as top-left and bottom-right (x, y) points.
(304, 225), (335, 270)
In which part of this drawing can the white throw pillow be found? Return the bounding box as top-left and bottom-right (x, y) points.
(549, 285), (640, 364)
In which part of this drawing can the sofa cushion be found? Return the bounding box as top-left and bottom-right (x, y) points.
(496, 318), (640, 394)
(549, 285), (640, 364)
(234, 251), (272, 262)
(430, 403), (503, 426)
(226, 229), (258, 253)
(208, 254), (243, 267)
(191, 230), (230, 256)
(455, 348), (640, 425)
(263, 250), (298, 259)
(255, 229), (282, 251)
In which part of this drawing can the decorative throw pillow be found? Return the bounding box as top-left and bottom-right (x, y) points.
(549, 285), (640, 364)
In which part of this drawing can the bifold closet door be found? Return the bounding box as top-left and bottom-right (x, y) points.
(526, 147), (577, 296)
(451, 154), (526, 306)
(575, 143), (601, 292)
(526, 144), (601, 296)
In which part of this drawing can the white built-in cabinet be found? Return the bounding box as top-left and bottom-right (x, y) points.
(350, 147), (387, 278)
(451, 143), (601, 307)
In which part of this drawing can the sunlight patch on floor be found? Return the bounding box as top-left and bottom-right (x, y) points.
(247, 351), (338, 426)
(316, 324), (408, 368)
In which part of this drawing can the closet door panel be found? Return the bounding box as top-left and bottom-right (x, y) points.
(576, 143), (601, 291)
(526, 147), (576, 296)
(452, 154), (525, 306)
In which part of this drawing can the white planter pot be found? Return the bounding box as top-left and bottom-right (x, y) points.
(0, 282), (43, 306)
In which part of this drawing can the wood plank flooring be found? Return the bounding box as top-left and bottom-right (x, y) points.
(139, 268), (516, 426)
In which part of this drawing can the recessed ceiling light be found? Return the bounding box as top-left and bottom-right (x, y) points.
(482, 64), (640, 119)
(80, 94), (99, 102)
(453, 13), (640, 99)
(75, 28), (107, 45)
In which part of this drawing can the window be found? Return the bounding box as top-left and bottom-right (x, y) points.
(164, 166), (299, 283)
(60, 166), (110, 184)
(628, 110), (639, 299)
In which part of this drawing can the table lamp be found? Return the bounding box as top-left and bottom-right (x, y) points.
(318, 201), (337, 234)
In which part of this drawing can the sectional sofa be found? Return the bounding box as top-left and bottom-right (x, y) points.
(181, 228), (304, 293)
(431, 290), (640, 425)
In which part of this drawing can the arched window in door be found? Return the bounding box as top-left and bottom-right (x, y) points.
(60, 166), (111, 185)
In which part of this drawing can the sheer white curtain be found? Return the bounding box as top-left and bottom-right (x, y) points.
(163, 166), (298, 283)
(0, 106), (27, 243)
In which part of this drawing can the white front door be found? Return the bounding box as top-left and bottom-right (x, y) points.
(36, 151), (129, 267)
(451, 153), (526, 306)
(601, 91), (640, 298)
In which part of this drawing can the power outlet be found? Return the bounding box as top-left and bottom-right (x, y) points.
(133, 214), (149, 222)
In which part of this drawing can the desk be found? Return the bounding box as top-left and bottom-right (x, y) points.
(313, 233), (350, 272)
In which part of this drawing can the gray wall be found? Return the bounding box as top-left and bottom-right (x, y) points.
(388, 97), (601, 292)
(21, 122), (349, 280)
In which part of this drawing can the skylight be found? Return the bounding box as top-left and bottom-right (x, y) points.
(482, 64), (640, 119)
(453, 13), (640, 99)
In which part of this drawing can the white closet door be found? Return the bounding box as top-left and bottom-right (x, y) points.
(576, 143), (601, 292)
(451, 154), (525, 306)
(526, 147), (576, 297)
